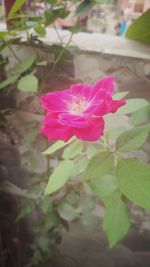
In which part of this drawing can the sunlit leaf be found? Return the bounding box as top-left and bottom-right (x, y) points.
(116, 98), (149, 115)
(129, 105), (150, 126)
(116, 125), (150, 152)
(117, 158), (150, 210)
(103, 196), (130, 248)
(8, 0), (27, 17)
(43, 139), (74, 155)
(126, 9), (150, 44)
(44, 160), (73, 195)
(17, 74), (38, 92)
(63, 140), (83, 159)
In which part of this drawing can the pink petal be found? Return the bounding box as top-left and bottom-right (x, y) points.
(85, 91), (112, 116)
(58, 113), (89, 128)
(92, 77), (115, 97)
(70, 84), (88, 95)
(40, 91), (71, 112)
(41, 113), (73, 142)
(73, 117), (104, 141)
(111, 99), (126, 113)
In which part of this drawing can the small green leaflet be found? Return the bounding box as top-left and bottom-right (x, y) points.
(63, 140), (83, 159)
(116, 98), (149, 115)
(44, 160), (73, 196)
(91, 174), (118, 199)
(117, 158), (150, 210)
(0, 74), (19, 90)
(125, 9), (150, 44)
(8, 0), (27, 17)
(58, 202), (77, 221)
(113, 91), (129, 100)
(17, 74), (38, 92)
(19, 56), (36, 74)
(103, 196), (131, 248)
(116, 125), (150, 152)
(129, 105), (150, 126)
(83, 151), (114, 181)
(43, 138), (74, 155)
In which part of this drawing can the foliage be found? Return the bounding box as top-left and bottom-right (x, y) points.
(1, 1), (150, 267)
(126, 9), (150, 44)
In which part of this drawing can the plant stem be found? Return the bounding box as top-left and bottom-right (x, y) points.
(2, 36), (21, 63)
(51, 31), (73, 73)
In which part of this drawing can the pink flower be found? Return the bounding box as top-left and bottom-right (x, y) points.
(40, 77), (125, 142)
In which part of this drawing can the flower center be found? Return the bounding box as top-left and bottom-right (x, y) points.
(69, 97), (87, 114)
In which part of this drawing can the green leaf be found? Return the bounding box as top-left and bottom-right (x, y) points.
(113, 91), (129, 100)
(41, 197), (52, 213)
(58, 203), (77, 221)
(103, 197), (131, 248)
(129, 105), (150, 126)
(109, 126), (126, 140)
(19, 56), (36, 74)
(83, 151), (114, 181)
(76, 0), (94, 17)
(116, 98), (149, 115)
(0, 74), (19, 90)
(91, 174), (118, 199)
(116, 125), (150, 152)
(44, 160), (73, 195)
(43, 139), (74, 155)
(34, 25), (46, 37)
(117, 158), (150, 210)
(8, 0), (27, 17)
(125, 9), (150, 44)
(63, 140), (83, 159)
(17, 74), (38, 92)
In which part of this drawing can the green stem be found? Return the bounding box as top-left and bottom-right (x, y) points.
(2, 36), (21, 63)
(51, 31), (73, 73)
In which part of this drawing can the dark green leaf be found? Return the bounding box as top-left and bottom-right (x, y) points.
(76, 0), (94, 17)
(117, 158), (150, 210)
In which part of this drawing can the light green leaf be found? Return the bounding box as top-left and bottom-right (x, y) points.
(91, 174), (118, 199)
(63, 140), (83, 159)
(117, 158), (150, 210)
(71, 158), (88, 177)
(44, 160), (73, 195)
(34, 25), (46, 37)
(83, 151), (114, 181)
(8, 0), (27, 17)
(17, 74), (38, 92)
(117, 98), (149, 115)
(109, 126), (126, 140)
(125, 9), (150, 44)
(129, 105), (150, 126)
(113, 91), (129, 100)
(0, 74), (19, 90)
(116, 125), (150, 152)
(58, 203), (77, 221)
(103, 197), (131, 248)
(43, 139), (74, 155)
(19, 56), (36, 74)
